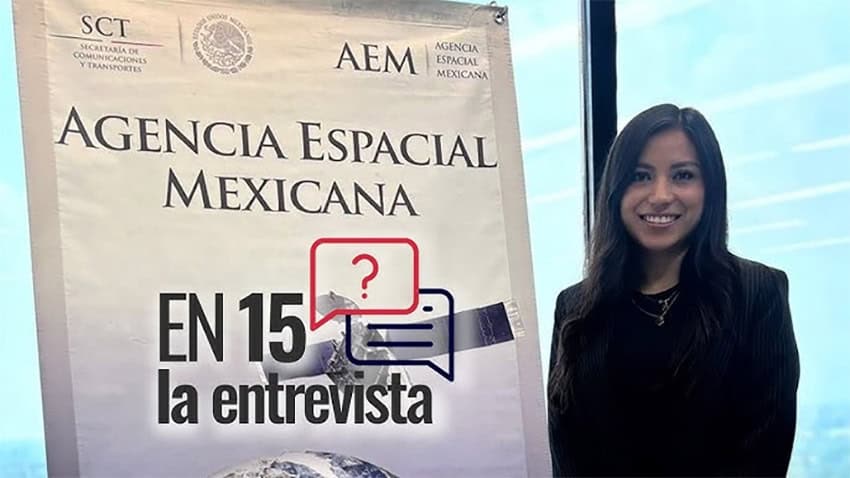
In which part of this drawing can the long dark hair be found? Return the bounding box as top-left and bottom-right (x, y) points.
(548, 103), (740, 410)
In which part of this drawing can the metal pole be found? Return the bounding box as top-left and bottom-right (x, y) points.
(578, 0), (617, 245)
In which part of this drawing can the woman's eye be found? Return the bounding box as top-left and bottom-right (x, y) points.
(633, 171), (651, 182)
(673, 170), (696, 181)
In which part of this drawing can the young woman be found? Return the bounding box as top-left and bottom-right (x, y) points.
(547, 104), (800, 477)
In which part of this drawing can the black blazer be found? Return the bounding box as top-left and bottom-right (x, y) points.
(548, 257), (800, 477)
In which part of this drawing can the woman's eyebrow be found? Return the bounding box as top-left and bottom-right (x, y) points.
(671, 160), (700, 168)
(635, 160), (699, 169)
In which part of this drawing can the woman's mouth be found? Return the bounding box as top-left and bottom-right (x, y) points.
(639, 214), (681, 226)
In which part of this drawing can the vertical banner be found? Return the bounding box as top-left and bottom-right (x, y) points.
(13, 0), (547, 476)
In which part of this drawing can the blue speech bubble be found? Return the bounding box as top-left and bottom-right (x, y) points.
(345, 288), (455, 382)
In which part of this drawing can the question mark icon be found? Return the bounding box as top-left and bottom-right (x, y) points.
(352, 253), (379, 299)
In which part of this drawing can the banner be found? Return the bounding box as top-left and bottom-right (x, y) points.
(13, 0), (547, 476)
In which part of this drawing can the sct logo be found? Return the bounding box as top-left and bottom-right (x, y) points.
(335, 42), (418, 75)
(80, 15), (130, 38)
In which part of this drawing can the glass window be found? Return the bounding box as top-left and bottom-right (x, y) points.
(617, 1), (850, 475)
(510, 1), (586, 375)
(0, 2), (47, 477)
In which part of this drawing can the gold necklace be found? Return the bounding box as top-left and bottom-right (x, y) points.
(631, 290), (680, 326)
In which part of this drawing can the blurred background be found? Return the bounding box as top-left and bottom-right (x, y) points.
(1, 0), (848, 476)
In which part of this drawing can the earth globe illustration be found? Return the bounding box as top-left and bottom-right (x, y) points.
(210, 451), (399, 478)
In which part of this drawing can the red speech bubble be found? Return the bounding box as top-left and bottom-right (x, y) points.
(309, 238), (420, 331)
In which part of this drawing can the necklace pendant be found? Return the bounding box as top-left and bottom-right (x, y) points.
(655, 316), (665, 326)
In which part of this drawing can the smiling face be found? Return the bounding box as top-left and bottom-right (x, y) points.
(620, 128), (705, 255)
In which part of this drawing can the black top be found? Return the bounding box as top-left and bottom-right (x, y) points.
(548, 257), (800, 477)
(607, 285), (696, 475)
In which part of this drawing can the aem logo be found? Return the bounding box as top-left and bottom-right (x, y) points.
(80, 15), (130, 38)
(335, 42), (418, 75)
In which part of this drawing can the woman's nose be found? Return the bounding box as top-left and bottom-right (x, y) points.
(648, 177), (674, 205)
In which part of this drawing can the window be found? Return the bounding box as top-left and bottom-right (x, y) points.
(510, 0), (586, 374)
(0, 3), (47, 478)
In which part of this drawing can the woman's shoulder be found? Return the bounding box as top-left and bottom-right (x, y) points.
(731, 255), (790, 298)
(553, 281), (585, 326)
(556, 281), (584, 307)
(729, 255), (791, 329)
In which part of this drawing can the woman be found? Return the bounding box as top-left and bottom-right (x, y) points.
(547, 104), (800, 477)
